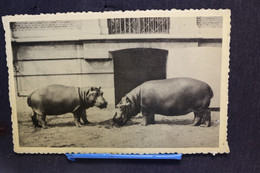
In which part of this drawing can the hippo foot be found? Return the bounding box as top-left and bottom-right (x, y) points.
(37, 122), (48, 129)
(82, 121), (95, 126)
(83, 121), (91, 125)
(193, 118), (202, 126)
(200, 122), (211, 127)
(34, 124), (42, 128)
(141, 121), (155, 126)
(41, 125), (48, 129)
(74, 122), (82, 127)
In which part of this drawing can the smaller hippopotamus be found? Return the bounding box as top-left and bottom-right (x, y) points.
(27, 85), (107, 128)
(113, 78), (213, 127)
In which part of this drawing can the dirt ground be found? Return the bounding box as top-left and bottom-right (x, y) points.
(17, 106), (219, 148)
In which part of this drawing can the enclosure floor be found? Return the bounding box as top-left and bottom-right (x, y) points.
(17, 107), (219, 148)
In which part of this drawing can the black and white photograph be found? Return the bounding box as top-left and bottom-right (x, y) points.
(3, 10), (230, 154)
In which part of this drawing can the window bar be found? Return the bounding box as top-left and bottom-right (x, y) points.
(149, 18), (151, 33)
(112, 19), (116, 34)
(148, 18), (151, 33)
(115, 19), (118, 34)
(112, 19), (114, 34)
(165, 18), (167, 33)
(166, 18), (169, 33)
(131, 18), (135, 33)
(154, 18), (159, 33)
(135, 18), (138, 34)
(161, 18), (163, 33)
(108, 19), (111, 34)
(111, 19), (113, 34)
(107, 19), (110, 34)
(124, 18), (126, 34)
(144, 18), (147, 33)
(138, 18), (140, 34)
(129, 18), (131, 33)
(127, 18), (130, 33)
(162, 18), (165, 33)
(139, 19), (142, 33)
(117, 18), (119, 34)
(159, 18), (162, 33)
(125, 18), (128, 33)
(153, 18), (155, 33)
(141, 18), (144, 33)
(129, 18), (131, 34)
(154, 17), (158, 33)
(147, 18), (150, 33)
(132, 18), (135, 33)
(159, 18), (161, 33)
(119, 18), (122, 34)
(132, 18), (134, 33)
(143, 18), (146, 33)
(146, 18), (148, 33)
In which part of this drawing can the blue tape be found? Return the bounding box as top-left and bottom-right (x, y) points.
(65, 153), (182, 161)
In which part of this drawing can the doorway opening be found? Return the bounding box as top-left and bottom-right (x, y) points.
(110, 48), (168, 104)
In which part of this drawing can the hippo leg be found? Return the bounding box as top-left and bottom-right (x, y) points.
(142, 108), (155, 126)
(193, 111), (203, 126)
(31, 112), (41, 127)
(80, 110), (91, 125)
(36, 114), (48, 129)
(193, 109), (211, 127)
(73, 111), (82, 127)
(201, 109), (211, 127)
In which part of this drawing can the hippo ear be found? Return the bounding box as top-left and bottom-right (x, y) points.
(126, 97), (131, 104)
(98, 86), (101, 90)
(85, 89), (89, 96)
(122, 97), (131, 106)
(91, 87), (94, 91)
(116, 99), (124, 108)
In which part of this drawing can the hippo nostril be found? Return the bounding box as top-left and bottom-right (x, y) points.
(101, 102), (107, 108)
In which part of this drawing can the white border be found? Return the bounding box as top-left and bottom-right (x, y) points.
(2, 9), (230, 154)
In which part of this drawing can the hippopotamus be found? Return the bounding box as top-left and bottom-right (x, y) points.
(27, 84), (107, 128)
(113, 78), (213, 127)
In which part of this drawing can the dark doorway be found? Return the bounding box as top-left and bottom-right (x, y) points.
(110, 48), (168, 105)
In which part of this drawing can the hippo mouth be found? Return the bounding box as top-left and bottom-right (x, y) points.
(112, 118), (128, 126)
(112, 113), (129, 126)
(95, 102), (107, 109)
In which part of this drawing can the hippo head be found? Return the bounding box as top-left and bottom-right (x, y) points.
(86, 87), (107, 109)
(112, 97), (133, 126)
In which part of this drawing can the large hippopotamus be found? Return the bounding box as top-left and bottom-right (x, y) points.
(113, 78), (213, 127)
(27, 84), (107, 128)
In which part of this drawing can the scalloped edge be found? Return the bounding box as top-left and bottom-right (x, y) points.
(2, 9), (230, 155)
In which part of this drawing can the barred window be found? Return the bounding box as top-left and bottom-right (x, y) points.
(196, 17), (223, 28)
(10, 21), (82, 32)
(107, 18), (170, 34)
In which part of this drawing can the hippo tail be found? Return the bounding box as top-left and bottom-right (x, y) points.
(27, 94), (32, 107)
(207, 85), (214, 99)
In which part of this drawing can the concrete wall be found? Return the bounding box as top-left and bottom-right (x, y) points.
(167, 47), (221, 107)
(11, 17), (223, 112)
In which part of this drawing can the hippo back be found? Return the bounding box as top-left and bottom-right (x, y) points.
(139, 78), (213, 115)
(28, 85), (80, 115)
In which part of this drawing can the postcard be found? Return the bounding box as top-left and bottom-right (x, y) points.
(2, 9), (230, 154)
